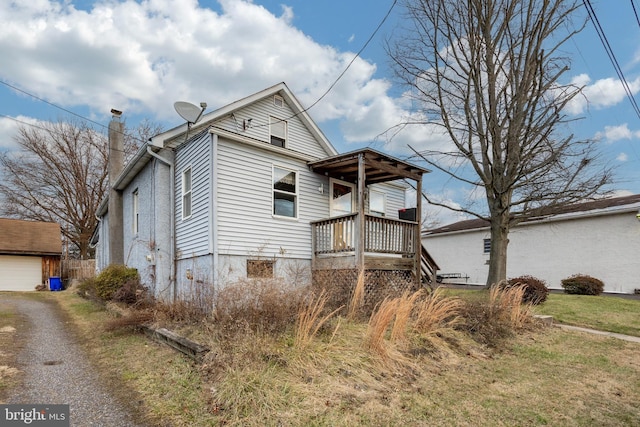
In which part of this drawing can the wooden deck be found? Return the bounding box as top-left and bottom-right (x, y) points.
(311, 213), (418, 269)
(311, 213), (439, 283)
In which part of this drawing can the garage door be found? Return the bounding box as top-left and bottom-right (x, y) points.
(0, 255), (42, 291)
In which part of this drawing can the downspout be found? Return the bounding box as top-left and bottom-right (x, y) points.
(210, 133), (219, 290)
(146, 146), (176, 302)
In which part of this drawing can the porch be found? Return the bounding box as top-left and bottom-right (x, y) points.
(308, 148), (439, 288)
(311, 213), (418, 271)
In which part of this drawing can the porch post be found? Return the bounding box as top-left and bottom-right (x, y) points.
(414, 175), (423, 285)
(356, 153), (366, 278)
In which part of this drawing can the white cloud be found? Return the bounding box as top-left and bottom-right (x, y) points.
(616, 152), (628, 162)
(0, 116), (41, 150)
(593, 123), (640, 144)
(565, 74), (640, 115)
(0, 0), (402, 139)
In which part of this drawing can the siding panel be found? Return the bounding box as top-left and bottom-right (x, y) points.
(175, 132), (212, 258)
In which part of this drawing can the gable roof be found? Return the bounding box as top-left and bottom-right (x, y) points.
(111, 83), (338, 193)
(424, 194), (640, 236)
(0, 218), (62, 255)
(151, 82), (337, 156)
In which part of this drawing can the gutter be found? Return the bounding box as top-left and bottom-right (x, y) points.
(146, 145), (177, 302)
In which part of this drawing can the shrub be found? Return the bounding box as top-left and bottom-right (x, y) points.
(504, 275), (549, 305)
(214, 278), (306, 335)
(112, 278), (152, 307)
(561, 274), (605, 295)
(80, 264), (140, 302)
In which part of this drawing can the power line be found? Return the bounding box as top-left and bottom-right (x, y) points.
(582, 0), (640, 120)
(0, 113), (131, 155)
(250, 0), (398, 129)
(631, 0), (640, 30)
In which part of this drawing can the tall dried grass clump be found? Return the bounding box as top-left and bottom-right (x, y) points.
(365, 297), (399, 360)
(347, 270), (365, 320)
(413, 288), (463, 334)
(489, 283), (532, 329)
(390, 291), (422, 342)
(294, 289), (342, 350)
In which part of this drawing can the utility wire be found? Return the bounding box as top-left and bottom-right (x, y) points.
(632, 0), (640, 30)
(0, 79), (148, 148)
(250, 0), (398, 129)
(582, 0), (640, 120)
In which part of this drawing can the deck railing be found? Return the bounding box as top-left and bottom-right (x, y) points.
(311, 213), (417, 256)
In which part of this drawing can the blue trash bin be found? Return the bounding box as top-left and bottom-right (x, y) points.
(49, 277), (62, 291)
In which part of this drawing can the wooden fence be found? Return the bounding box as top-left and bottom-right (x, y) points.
(62, 259), (96, 280)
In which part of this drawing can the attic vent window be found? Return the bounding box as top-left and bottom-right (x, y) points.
(274, 95), (284, 107)
(270, 116), (287, 147)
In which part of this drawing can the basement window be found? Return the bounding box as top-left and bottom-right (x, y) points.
(247, 259), (274, 278)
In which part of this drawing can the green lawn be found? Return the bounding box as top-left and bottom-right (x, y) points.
(534, 293), (640, 337)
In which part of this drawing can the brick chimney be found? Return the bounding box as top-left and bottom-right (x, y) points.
(108, 109), (124, 265)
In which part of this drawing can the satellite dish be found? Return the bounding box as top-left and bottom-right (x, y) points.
(174, 101), (207, 125)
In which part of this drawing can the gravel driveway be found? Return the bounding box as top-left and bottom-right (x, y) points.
(5, 296), (147, 426)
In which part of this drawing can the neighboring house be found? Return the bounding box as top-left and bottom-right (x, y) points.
(94, 83), (436, 301)
(422, 194), (640, 294)
(0, 218), (62, 291)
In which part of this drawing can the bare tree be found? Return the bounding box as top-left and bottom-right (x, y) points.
(0, 119), (163, 259)
(388, 0), (613, 285)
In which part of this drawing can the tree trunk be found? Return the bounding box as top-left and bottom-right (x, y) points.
(486, 211), (510, 286)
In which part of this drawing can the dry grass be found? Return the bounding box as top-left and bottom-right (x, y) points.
(364, 297), (398, 360)
(213, 278), (305, 335)
(27, 278), (639, 426)
(489, 283), (532, 329)
(413, 287), (464, 333)
(294, 289), (342, 350)
(390, 291), (421, 342)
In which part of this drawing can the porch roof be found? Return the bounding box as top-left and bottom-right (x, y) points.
(308, 148), (430, 184)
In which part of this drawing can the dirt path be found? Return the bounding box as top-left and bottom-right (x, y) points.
(2, 295), (147, 426)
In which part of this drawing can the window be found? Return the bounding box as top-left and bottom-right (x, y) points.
(483, 238), (491, 253)
(273, 166), (297, 218)
(132, 189), (139, 234)
(247, 259), (274, 278)
(182, 167), (192, 219)
(270, 116), (287, 147)
(369, 190), (386, 217)
(273, 95), (284, 108)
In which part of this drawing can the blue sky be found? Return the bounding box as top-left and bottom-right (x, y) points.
(1, 0), (639, 225)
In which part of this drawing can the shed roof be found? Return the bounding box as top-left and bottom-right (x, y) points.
(424, 194), (640, 236)
(308, 148), (430, 185)
(0, 219), (62, 256)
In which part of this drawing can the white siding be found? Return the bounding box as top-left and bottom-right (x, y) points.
(175, 131), (212, 259)
(423, 211), (640, 293)
(213, 96), (331, 159)
(216, 137), (328, 260)
(368, 182), (407, 219)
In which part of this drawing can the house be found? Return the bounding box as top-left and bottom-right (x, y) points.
(0, 218), (62, 291)
(422, 194), (640, 294)
(94, 83), (437, 301)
